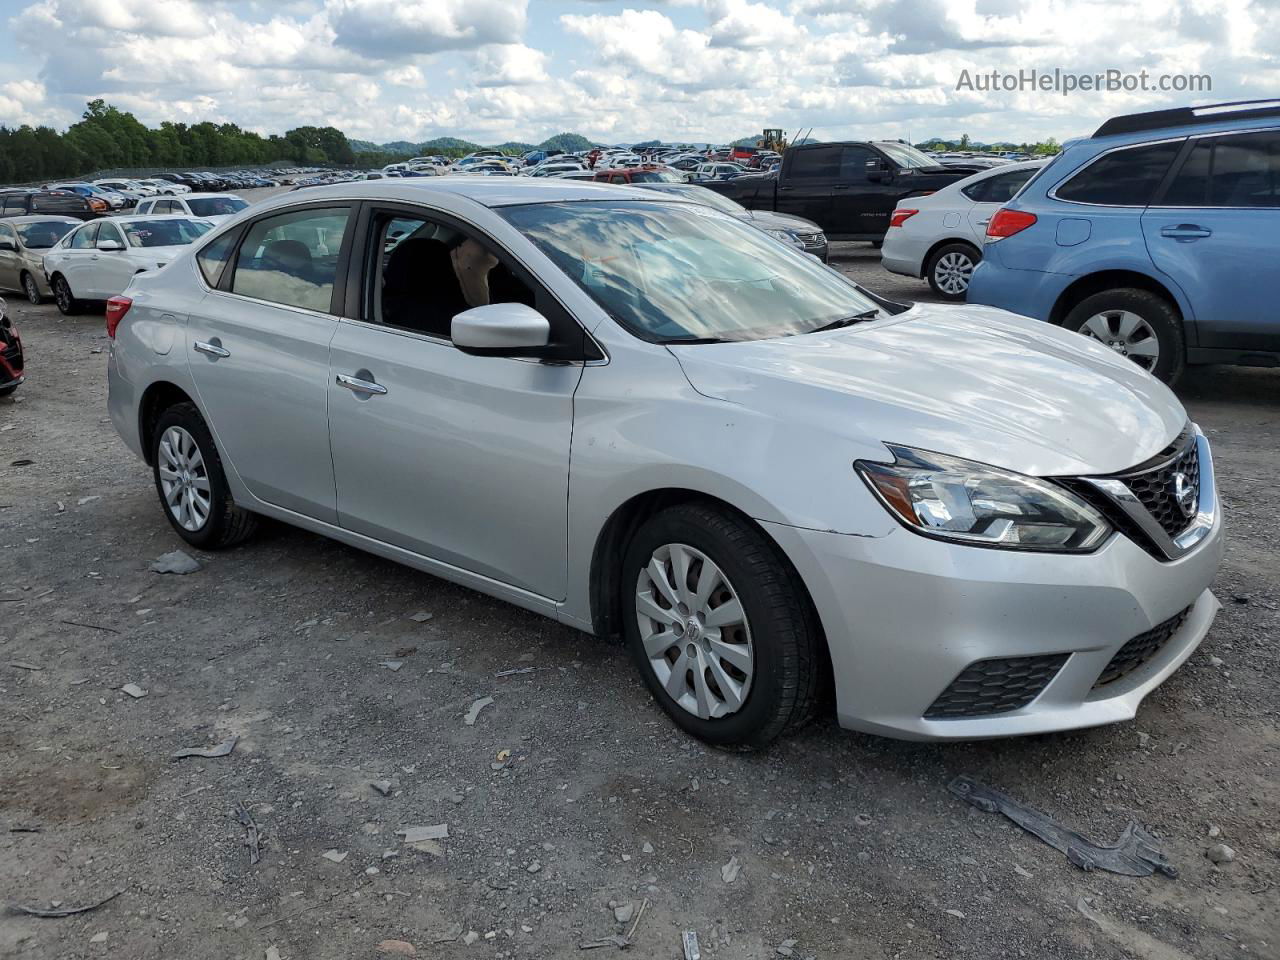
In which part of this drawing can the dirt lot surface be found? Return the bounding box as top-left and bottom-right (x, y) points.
(1, 195), (1277, 959)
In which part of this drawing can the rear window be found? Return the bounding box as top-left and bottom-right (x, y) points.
(121, 219), (212, 247)
(962, 167), (1039, 203)
(1053, 140), (1183, 206)
(188, 197), (248, 218)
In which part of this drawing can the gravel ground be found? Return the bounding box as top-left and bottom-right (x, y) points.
(0, 191), (1277, 959)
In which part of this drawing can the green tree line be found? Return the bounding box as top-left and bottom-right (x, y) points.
(0, 100), (365, 185)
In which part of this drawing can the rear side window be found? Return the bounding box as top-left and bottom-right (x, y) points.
(962, 168), (1038, 203)
(1054, 141), (1182, 206)
(69, 223), (99, 249)
(1161, 130), (1280, 208)
(197, 231), (238, 287)
(2, 194), (28, 214)
(231, 206), (351, 312)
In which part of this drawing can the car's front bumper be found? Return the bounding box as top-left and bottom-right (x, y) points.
(762, 469), (1224, 741)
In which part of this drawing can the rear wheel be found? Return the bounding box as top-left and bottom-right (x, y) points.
(1063, 288), (1184, 384)
(151, 402), (258, 549)
(21, 272), (43, 305)
(621, 503), (823, 748)
(52, 275), (81, 315)
(926, 242), (980, 301)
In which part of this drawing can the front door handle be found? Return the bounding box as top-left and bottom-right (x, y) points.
(336, 374), (388, 396)
(193, 340), (230, 359)
(1160, 224), (1212, 240)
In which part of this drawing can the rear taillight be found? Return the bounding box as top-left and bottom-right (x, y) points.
(105, 296), (132, 338)
(986, 209), (1038, 241)
(889, 208), (918, 228)
(89, 197), (108, 212)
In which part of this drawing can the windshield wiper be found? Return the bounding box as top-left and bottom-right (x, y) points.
(808, 309), (880, 334)
(666, 336), (734, 345)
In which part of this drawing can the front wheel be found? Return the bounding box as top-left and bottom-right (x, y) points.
(21, 272), (43, 305)
(621, 503), (823, 748)
(926, 242), (980, 301)
(52, 275), (81, 315)
(151, 402), (258, 549)
(1062, 288), (1184, 384)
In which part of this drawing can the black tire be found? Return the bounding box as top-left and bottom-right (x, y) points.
(52, 275), (82, 315)
(870, 240), (884, 249)
(925, 241), (981, 302)
(621, 502), (824, 749)
(21, 272), (43, 305)
(1062, 288), (1185, 385)
(151, 402), (258, 550)
(0, 384), (17, 398)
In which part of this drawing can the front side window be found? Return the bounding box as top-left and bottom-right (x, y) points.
(366, 211), (535, 339)
(189, 197), (248, 218)
(121, 218), (211, 247)
(789, 147), (841, 180)
(1054, 140), (1183, 205)
(1161, 130), (1280, 208)
(231, 206), (351, 312)
(501, 200), (880, 343)
(97, 221), (124, 246)
(69, 222), (99, 249)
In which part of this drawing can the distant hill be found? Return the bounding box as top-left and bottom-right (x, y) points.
(348, 131), (596, 157)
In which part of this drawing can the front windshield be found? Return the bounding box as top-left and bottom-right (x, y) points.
(642, 184), (747, 216)
(501, 200), (878, 343)
(877, 142), (939, 169)
(120, 218), (212, 247)
(188, 197), (247, 217)
(16, 220), (75, 248)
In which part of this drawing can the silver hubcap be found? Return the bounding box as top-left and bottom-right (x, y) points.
(1079, 310), (1160, 371)
(158, 426), (212, 531)
(934, 251), (974, 295)
(24, 276), (39, 303)
(634, 543), (753, 720)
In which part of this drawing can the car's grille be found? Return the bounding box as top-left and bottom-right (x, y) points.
(795, 232), (826, 248)
(1094, 606), (1191, 687)
(1114, 430), (1200, 538)
(924, 653), (1069, 719)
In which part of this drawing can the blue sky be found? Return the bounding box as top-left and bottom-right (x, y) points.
(1, 0), (1276, 146)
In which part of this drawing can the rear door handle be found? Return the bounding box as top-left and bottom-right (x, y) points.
(336, 374), (388, 396)
(193, 340), (230, 359)
(1160, 224), (1212, 240)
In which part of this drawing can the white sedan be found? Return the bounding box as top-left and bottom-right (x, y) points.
(880, 159), (1046, 300)
(43, 215), (213, 314)
(134, 193), (248, 223)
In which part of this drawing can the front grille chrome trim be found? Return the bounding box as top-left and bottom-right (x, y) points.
(1081, 426), (1216, 561)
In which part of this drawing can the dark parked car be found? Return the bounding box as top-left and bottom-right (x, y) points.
(702, 141), (982, 242)
(0, 296), (24, 397)
(0, 188), (108, 220)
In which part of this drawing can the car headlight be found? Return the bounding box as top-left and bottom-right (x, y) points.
(855, 445), (1111, 552)
(765, 228), (801, 247)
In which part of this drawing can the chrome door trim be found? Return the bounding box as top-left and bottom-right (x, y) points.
(193, 340), (230, 359)
(335, 373), (388, 395)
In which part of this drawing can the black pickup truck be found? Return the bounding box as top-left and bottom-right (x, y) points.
(702, 141), (981, 242)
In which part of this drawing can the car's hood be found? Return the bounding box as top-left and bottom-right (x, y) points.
(671, 303), (1185, 476)
(744, 210), (821, 234)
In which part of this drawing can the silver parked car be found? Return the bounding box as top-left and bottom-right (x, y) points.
(106, 179), (1222, 747)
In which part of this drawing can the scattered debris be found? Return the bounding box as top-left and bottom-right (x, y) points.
(320, 849), (348, 863)
(1207, 823), (1221, 838)
(527, 860), (542, 874)
(1206, 843), (1235, 864)
(380, 660), (404, 672)
(1137, 731), (1151, 749)
(266, 947), (282, 960)
(6, 661), (42, 671)
(397, 824), (449, 844)
(613, 902), (635, 924)
(121, 683), (148, 699)
(721, 856), (741, 884)
(377, 940), (417, 956)
(642, 842), (654, 854)
(150, 550), (201, 575)
(580, 935), (631, 950)
(77, 495), (100, 506)
(948, 776), (1177, 878)
(171, 736), (238, 760)
(235, 800), (261, 865)
(464, 696), (494, 726)
(495, 666), (535, 678)
(1013, 864), (1033, 878)
(777, 938), (799, 957)
(462, 932), (480, 946)
(8, 825), (43, 833)
(369, 779), (398, 797)
(10, 459), (34, 467)
(626, 898), (648, 941)
(4, 889), (124, 918)
(89, 931), (108, 944)
(393, 646), (417, 659)
(59, 619), (120, 634)
(682, 930), (701, 960)
(408, 610), (433, 622)
(945, 909), (966, 919)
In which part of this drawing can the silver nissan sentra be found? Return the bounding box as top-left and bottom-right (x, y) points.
(106, 178), (1223, 747)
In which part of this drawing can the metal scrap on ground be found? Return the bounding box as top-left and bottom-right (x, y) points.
(5, 889), (124, 918)
(948, 775), (1177, 877)
(234, 800), (261, 865)
(150, 550), (202, 574)
(171, 736), (238, 760)
(464, 696), (494, 725)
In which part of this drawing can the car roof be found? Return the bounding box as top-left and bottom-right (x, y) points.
(174, 192), (244, 200)
(255, 177), (680, 209)
(0, 215), (82, 224)
(110, 214), (214, 225)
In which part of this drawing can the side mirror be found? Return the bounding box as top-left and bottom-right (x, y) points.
(452, 302), (550, 357)
(866, 159), (892, 182)
(97, 239), (124, 252)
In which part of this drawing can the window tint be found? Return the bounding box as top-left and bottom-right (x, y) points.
(1162, 131), (1280, 207)
(368, 212), (536, 339)
(70, 222), (99, 249)
(789, 147), (841, 179)
(231, 207), (350, 312)
(838, 147), (872, 181)
(196, 230), (238, 287)
(1054, 140), (1182, 205)
(963, 168), (1037, 203)
(2, 195), (27, 214)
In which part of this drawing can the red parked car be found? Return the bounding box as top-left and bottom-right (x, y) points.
(0, 296), (24, 397)
(592, 165), (687, 185)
